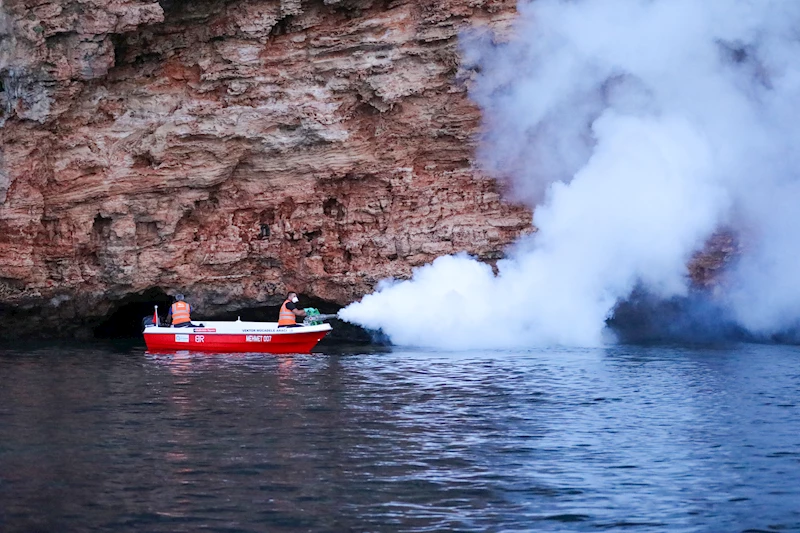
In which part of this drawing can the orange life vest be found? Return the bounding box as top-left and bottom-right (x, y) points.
(278, 300), (297, 326)
(171, 301), (191, 325)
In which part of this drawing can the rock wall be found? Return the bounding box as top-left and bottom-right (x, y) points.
(0, 0), (533, 335)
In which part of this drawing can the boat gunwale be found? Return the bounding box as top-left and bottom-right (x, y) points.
(144, 322), (332, 336)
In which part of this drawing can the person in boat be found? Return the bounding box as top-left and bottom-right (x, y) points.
(278, 291), (306, 328)
(167, 293), (195, 328)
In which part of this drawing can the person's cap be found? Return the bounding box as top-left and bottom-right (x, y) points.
(175, 293), (185, 301)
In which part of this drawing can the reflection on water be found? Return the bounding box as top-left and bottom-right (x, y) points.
(0, 343), (799, 532)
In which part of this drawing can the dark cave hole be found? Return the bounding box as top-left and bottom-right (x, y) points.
(205, 294), (340, 322)
(111, 34), (131, 65)
(607, 290), (754, 345)
(608, 291), (800, 346)
(94, 291), (373, 343)
(133, 152), (158, 169)
(205, 295), (373, 344)
(94, 288), (173, 339)
(271, 15), (294, 37)
(92, 214), (112, 243)
(323, 198), (346, 220)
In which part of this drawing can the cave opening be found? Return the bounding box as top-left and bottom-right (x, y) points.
(93, 291), (373, 343)
(607, 289), (754, 344)
(205, 295), (373, 344)
(94, 288), (173, 339)
(205, 294), (339, 322)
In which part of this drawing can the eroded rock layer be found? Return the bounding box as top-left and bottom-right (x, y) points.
(0, 0), (533, 335)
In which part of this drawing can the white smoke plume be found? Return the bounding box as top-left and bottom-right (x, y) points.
(340, 0), (800, 348)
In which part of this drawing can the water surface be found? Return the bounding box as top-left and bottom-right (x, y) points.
(1, 342), (799, 532)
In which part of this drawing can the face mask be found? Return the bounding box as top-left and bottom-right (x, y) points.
(291, 296), (299, 303)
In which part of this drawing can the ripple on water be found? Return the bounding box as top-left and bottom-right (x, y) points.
(0, 343), (799, 532)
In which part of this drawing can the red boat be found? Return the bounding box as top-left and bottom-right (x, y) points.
(143, 320), (332, 354)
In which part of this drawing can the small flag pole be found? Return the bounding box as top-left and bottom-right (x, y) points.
(154, 305), (159, 327)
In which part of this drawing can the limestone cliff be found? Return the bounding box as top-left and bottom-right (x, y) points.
(0, 0), (533, 336)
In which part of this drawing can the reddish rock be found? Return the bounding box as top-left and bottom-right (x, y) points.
(687, 230), (741, 291)
(0, 0), (532, 335)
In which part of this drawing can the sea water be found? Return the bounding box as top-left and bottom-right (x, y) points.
(0, 342), (798, 532)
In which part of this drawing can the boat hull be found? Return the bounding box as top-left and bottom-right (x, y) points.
(143, 321), (331, 354)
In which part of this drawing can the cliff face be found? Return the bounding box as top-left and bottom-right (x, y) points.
(0, 0), (533, 335)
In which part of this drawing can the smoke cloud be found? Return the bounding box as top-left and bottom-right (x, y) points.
(340, 0), (800, 348)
